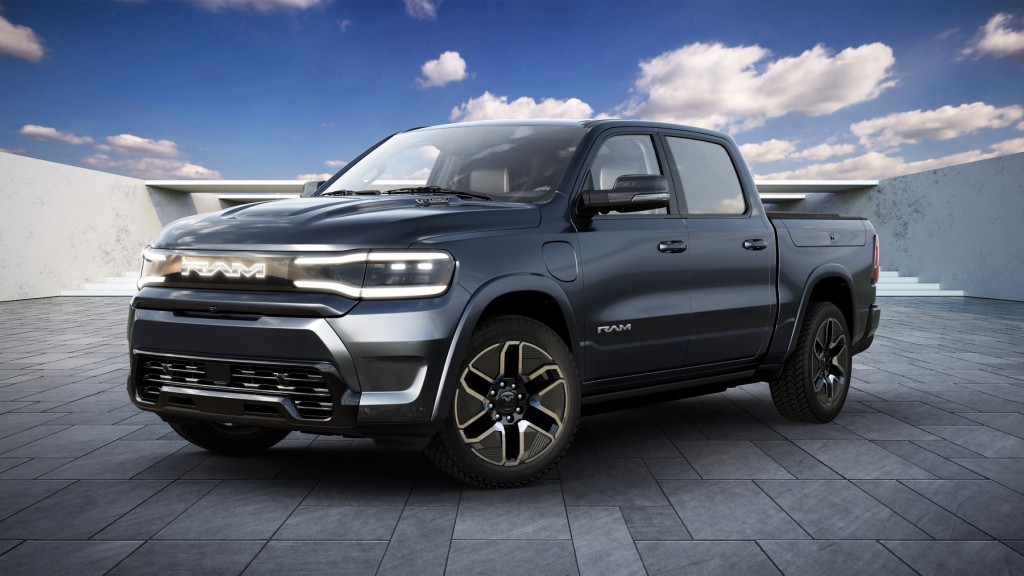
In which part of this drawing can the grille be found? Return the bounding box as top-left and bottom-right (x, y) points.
(136, 355), (334, 420)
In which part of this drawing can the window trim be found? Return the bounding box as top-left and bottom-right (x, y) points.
(574, 129), (681, 220)
(659, 132), (752, 219)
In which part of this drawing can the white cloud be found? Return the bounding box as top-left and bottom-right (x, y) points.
(451, 91), (593, 122)
(759, 137), (1024, 180)
(82, 154), (221, 179)
(324, 159), (347, 167)
(851, 102), (1024, 150)
(0, 14), (44, 62)
(1018, 121), (1024, 131)
(738, 139), (856, 166)
(106, 134), (180, 157)
(337, 18), (351, 32)
(738, 139), (797, 164)
(961, 13), (1024, 62)
(405, 0), (439, 20)
(619, 42), (896, 131)
(791, 142), (857, 161)
(192, 0), (327, 12)
(296, 172), (333, 181)
(418, 51), (468, 88)
(19, 125), (93, 145)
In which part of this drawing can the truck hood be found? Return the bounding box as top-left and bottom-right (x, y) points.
(152, 196), (541, 251)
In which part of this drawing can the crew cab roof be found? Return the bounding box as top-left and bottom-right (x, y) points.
(408, 119), (731, 141)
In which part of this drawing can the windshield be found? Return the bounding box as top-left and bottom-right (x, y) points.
(318, 124), (586, 203)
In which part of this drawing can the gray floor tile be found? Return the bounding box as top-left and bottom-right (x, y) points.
(567, 507), (645, 576)
(619, 506), (691, 541)
(93, 480), (219, 540)
(302, 457), (416, 507)
(874, 440), (984, 479)
(759, 540), (916, 576)
(404, 466), (463, 507)
(659, 479), (808, 540)
(957, 412), (1024, 439)
(643, 457), (700, 480)
(0, 479), (167, 539)
(559, 458), (668, 506)
(863, 401), (979, 426)
(794, 439), (935, 479)
(243, 541), (388, 576)
(921, 426), (1024, 458)
(636, 541), (780, 576)
(132, 444), (212, 479)
(446, 539), (578, 576)
(2, 424), (140, 458)
(753, 441), (841, 479)
(155, 480), (313, 540)
(771, 423), (862, 440)
(274, 506), (402, 540)
(587, 425), (681, 457)
(903, 479), (1024, 539)
(675, 440), (793, 479)
(41, 440), (185, 479)
(377, 507), (457, 576)
(853, 480), (989, 539)
(756, 479), (927, 539)
(913, 438), (986, 459)
(0, 458), (30, 474)
(0, 540), (20, 555)
(0, 540), (141, 576)
(0, 425), (70, 455)
(835, 412), (940, 440)
(107, 540), (265, 576)
(882, 540), (1024, 576)
(455, 480), (570, 540)
(953, 458), (1024, 493)
(182, 452), (294, 480)
(0, 457), (74, 479)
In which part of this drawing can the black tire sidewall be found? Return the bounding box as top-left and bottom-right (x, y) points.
(441, 316), (580, 485)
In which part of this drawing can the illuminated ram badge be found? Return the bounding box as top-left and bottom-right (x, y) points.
(181, 260), (266, 279)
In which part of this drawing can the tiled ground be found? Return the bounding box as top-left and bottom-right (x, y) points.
(0, 297), (1023, 575)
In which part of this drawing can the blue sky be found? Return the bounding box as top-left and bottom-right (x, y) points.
(1, 0), (1023, 181)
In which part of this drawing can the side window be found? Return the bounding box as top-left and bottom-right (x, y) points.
(586, 135), (667, 215)
(667, 137), (746, 215)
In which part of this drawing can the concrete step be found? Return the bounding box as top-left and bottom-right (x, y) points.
(59, 289), (137, 297)
(104, 276), (139, 284)
(878, 289), (965, 297)
(876, 282), (943, 291)
(878, 270), (899, 277)
(876, 276), (920, 284)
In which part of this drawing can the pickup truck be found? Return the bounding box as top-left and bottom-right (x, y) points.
(128, 119), (881, 487)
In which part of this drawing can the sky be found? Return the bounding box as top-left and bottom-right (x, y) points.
(1, 0), (1023, 181)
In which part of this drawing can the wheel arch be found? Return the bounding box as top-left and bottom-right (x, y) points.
(430, 274), (579, 421)
(784, 264), (856, 363)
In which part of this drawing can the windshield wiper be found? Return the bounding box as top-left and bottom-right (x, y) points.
(319, 189), (382, 196)
(383, 186), (492, 201)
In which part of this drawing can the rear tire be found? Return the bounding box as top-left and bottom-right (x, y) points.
(770, 301), (852, 423)
(426, 315), (580, 488)
(168, 420), (290, 455)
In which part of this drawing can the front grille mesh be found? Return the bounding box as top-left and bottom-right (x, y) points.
(136, 355), (334, 420)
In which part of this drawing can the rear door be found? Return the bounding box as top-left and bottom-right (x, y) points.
(576, 131), (690, 381)
(662, 133), (774, 366)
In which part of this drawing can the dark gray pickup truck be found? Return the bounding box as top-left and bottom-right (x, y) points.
(128, 119), (880, 487)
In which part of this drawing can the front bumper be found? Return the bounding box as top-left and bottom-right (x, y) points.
(127, 286), (470, 439)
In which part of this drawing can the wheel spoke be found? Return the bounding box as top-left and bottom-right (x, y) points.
(524, 404), (560, 436)
(461, 411), (498, 442)
(503, 423), (521, 464)
(523, 364), (561, 395)
(500, 341), (521, 379)
(462, 367), (494, 398)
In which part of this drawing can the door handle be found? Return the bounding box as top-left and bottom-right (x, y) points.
(743, 239), (768, 251)
(658, 240), (687, 253)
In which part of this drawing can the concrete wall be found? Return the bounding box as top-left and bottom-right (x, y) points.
(770, 152), (1024, 301)
(0, 152), (197, 301)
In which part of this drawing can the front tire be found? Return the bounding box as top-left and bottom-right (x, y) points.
(168, 420), (290, 455)
(770, 301), (852, 422)
(426, 315), (580, 488)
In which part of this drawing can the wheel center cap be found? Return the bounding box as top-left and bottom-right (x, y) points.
(496, 390), (518, 415)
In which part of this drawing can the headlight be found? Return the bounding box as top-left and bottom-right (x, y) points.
(137, 247), (170, 290)
(294, 251), (455, 299)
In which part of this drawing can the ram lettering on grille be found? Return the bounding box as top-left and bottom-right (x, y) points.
(181, 260), (266, 278)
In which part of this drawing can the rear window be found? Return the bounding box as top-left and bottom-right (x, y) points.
(667, 137), (746, 215)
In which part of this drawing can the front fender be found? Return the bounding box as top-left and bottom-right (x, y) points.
(429, 273), (579, 420)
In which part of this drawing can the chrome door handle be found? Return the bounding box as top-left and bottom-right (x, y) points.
(743, 239), (768, 251)
(658, 241), (687, 253)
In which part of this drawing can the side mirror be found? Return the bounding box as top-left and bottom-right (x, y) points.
(578, 174), (671, 216)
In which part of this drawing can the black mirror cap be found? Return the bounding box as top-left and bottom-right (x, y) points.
(578, 174), (671, 216)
